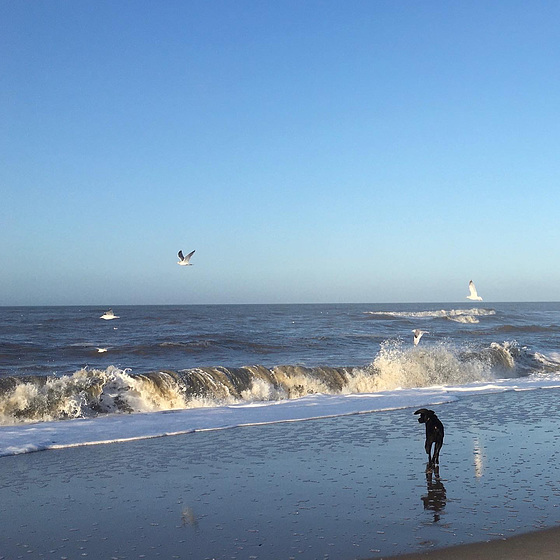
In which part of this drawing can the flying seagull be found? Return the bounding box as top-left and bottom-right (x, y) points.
(100, 309), (119, 320)
(466, 280), (483, 301)
(413, 329), (428, 346)
(177, 250), (195, 266)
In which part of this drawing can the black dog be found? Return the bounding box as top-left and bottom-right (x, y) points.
(414, 409), (444, 467)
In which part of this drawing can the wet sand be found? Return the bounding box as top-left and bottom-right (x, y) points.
(381, 525), (560, 559)
(2, 388), (560, 559)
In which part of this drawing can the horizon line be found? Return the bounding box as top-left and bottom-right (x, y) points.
(1, 301), (558, 308)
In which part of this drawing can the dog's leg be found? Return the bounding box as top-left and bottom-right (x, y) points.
(425, 441), (433, 466)
(433, 441), (442, 465)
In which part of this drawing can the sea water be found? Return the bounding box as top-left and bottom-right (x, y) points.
(1, 302), (560, 455)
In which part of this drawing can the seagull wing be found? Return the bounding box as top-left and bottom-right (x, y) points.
(184, 250), (195, 263)
(178, 250), (184, 260)
(469, 280), (478, 298)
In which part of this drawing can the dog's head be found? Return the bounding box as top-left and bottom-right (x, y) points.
(414, 408), (435, 424)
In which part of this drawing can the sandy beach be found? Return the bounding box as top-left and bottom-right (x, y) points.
(3, 387), (560, 559)
(382, 525), (560, 559)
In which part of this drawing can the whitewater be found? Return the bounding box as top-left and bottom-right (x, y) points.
(2, 302), (560, 456)
(3, 374), (560, 457)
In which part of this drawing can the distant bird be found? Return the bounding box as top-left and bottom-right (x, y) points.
(413, 329), (428, 346)
(96, 347), (108, 353)
(100, 309), (119, 320)
(177, 250), (195, 266)
(466, 280), (483, 301)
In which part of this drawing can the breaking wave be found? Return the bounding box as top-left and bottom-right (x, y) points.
(364, 308), (495, 321)
(447, 315), (480, 324)
(0, 339), (553, 426)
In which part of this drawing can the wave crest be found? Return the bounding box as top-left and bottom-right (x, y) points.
(365, 308), (495, 320)
(446, 315), (480, 324)
(0, 340), (551, 426)
(0, 367), (187, 425)
(361, 340), (488, 390)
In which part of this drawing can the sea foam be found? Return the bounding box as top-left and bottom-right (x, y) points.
(2, 375), (560, 457)
(364, 308), (496, 319)
(0, 339), (552, 426)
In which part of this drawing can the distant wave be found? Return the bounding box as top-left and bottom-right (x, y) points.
(364, 308), (496, 321)
(495, 324), (559, 333)
(0, 339), (554, 426)
(159, 340), (214, 350)
(446, 315), (480, 324)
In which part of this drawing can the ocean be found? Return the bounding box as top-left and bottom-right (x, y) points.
(2, 302), (560, 455)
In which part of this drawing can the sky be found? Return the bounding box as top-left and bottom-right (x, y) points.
(2, 0), (560, 305)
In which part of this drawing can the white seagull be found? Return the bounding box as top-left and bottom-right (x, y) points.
(413, 329), (428, 346)
(177, 250), (195, 266)
(100, 309), (119, 320)
(466, 280), (483, 301)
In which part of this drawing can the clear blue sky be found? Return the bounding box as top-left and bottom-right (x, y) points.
(2, 1), (559, 305)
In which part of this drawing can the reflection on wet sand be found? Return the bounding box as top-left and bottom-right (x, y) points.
(181, 506), (199, 530)
(422, 466), (447, 522)
(473, 437), (485, 478)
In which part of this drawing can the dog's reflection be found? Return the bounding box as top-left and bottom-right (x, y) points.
(421, 466), (447, 522)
